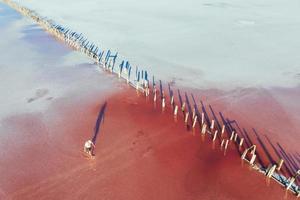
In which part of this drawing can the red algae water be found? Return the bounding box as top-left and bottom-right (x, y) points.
(0, 88), (297, 199)
(178, 86), (300, 179)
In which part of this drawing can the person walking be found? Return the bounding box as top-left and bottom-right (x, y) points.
(84, 139), (95, 156)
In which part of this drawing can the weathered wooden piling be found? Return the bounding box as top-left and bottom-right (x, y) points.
(221, 139), (225, 148)
(239, 138), (244, 147)
(201, 113), (204, 125)
(276, 159), (284, 171)
(224, 139), (229, 151)
(234, 133), (238, 142)
(213, 130), (218, 141)
(145, 86), (150, 97)
(230, 131), (235, 141)
(153, 87), (157, 102)
(266, 165), (277, 178)
(210, 120), (215, 130)
(162, 98), (166, 109)
(184, 112), (189, 123)
(170, 95), (174, 105)
(174, 105), (178, 116)
(221, 125), (225, 135)
(162, 91), (166, 109)
(192, 116), (198, 128)
(266, 164), (277, 178)
(241, 149), (247, 160)
(249, 154), (257, 165)
(192, 108), (196, 119)
(181, 102), (186, 112)
(241, 145), (256, 160)
(251, 145), (256, 155)
(201, 124), (207, 134)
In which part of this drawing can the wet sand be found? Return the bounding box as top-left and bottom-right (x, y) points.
(0, 2), (299, 199)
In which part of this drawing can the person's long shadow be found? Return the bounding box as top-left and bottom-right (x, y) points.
(92, 102), (107, 144)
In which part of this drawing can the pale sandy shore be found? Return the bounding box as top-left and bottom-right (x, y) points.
(0, 2), (299, 200)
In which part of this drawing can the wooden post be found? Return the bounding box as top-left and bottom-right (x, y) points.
(251, 145), (256, 155)
(184, 112), (189, 123)
(234, 133), (238, 142)
(170, 95), (174, 105)
(221, 125), (225, 135)
(181, 102), (186, 112)
(192, 116), (198, 128)
(201, 113), (204, 125)
(210, 120), (215, 130)
(239, 138), (244, 147)
(249, 154), (257, 165)
(266, 165), (277, 178)
(224, 139), (229, 151)
(161, 91), (166, 109)
(201, 124), (207, 134)
(241, 145), (256, 161)
(230, 131), (235, 141)
(174, 105), (178, 116)
(277, 159), (284, 171)
(241, 149), (248, 160)
(221, 139), (225, 148)
(192, 108), (196, 119)
(162, 91), (166, 104)
(154, 91), (157, 102)
(153, 85), (156, 95)
(213, 130), (218, 141)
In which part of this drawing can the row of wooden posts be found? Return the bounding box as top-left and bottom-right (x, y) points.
(4, 0), (299, 197)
